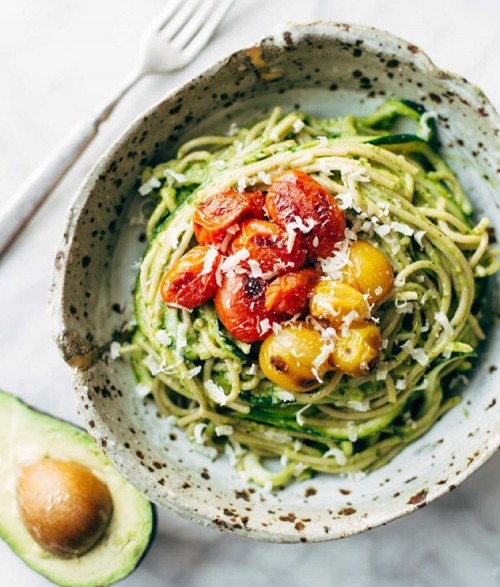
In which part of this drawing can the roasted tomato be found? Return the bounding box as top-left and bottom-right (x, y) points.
(214, 274), (278, 343)
(193, 188), (265, 245)
(228, 218), (306, 275)
(160, 245), (221, 310)
(265, 169), (346, 258)
(264, 268), (320, 316)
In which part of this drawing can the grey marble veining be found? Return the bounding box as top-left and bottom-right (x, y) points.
(0, 1), (499, 585)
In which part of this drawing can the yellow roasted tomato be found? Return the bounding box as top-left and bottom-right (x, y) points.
(258, 323), (334, 392)
(332, 322), (382, 377)
(309, 280), (370, 327)
(343, 240), (394, 304)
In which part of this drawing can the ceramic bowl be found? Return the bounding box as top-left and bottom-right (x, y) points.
(50, 22), (500, 542)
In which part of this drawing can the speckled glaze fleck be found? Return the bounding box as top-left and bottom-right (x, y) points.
(49, 22), (500, 543)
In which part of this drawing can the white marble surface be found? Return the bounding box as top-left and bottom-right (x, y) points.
(1, 0), (499, 585)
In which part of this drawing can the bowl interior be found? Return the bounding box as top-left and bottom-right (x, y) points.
(52, 22), (500, 542)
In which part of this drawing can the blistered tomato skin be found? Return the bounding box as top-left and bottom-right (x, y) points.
(214, 274), (278, 343)
(265, 268), (320, 316)
(228, 218), (306, 275)
(193, 189), (265, 245)
(160, 245), (221, 310)
(265, 169), (346, 259)
(344, 240), (394, 303)
(258, 323), (333, 392)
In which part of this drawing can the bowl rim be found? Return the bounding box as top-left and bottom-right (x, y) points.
(50, 20), (500, 543)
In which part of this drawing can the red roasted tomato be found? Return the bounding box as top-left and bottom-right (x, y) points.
(264, 268), (320, 316)
(228, 218), (306, 276)
(193, 188), (265, 245)
(214, 274), (278, 343)
(160, 245), (221, 310)
(265, 169), (346, 258)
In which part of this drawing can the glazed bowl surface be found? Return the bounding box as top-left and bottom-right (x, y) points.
(51, 22), (500, 542)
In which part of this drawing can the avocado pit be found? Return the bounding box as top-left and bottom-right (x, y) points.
(16, 459), (113, 557)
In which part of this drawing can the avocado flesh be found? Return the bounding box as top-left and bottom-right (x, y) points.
(0, 390), (155, 587)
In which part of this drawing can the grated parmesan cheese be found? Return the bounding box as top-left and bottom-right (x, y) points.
(435, 311), (453, 336)
(144, 355), (163, 376)
(219, 248), (250, 278)
(420, 111), (437, 140)
(344, 227), (357, 241)
(410, 348), (429, 366)
(109, 341), (121, 360)
(375, 224), (391, 237)
(227, 122), (239, 136)
(215, 425), (234, 437)
(347, 400), (370, 412)
(201, 246), (219, 275)
(247, 363), (258, 376)
(293, 119), (305, 133)
(317, 135), (328, 146)
(248, 259), (263, 278)
(311, 367), (323, 383)
(193, 422), (207, 444)
(257, 170), (272, 184)
(347, 421), (358, 442)
(237, 177), (247, 191)
(295, 404), (310, 426)
(219, 223), (240, 254)
(204, 379), (228, 406)
(271, 322), (282, 335)
(336, 191), (354, 210)
(376, 362), (388, 381)
(176, 322), (188, 352)
(258, 318), (272, 336)
(184, 365), (202, 379)
(322, 447), (347, 465)
(341, 310), (359, 337)
(135, 383), (151, 399)
(312, 341), (335, 370)
(349, 168), (370, 183)
(414, 230), (426, 247)
(390, 221), (414, 237)
(395, 378), (407, 390)
(138, 176), (161, 196)
(155, 330), (171, 345)
(164, 169), (186, 184)
(275, 390), (295, 402)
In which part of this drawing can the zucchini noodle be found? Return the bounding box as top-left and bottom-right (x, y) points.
(125, 100), (499, 489)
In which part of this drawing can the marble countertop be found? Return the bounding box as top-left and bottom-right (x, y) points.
(1, 0), (499, 585)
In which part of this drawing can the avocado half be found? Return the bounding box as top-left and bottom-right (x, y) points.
(0, 390), (156, 587)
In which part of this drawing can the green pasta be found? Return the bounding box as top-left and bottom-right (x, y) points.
(125, 100), (498, 489)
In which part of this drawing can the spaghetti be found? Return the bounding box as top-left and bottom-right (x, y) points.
(125, 100), (498, 488)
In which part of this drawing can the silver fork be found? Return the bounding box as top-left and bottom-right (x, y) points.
(0, 0), (234, 259)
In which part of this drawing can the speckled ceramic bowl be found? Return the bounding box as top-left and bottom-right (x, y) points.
(50, 22), (500, 542)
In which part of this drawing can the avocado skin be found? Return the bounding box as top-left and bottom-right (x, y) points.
(0, 390), (156, 587)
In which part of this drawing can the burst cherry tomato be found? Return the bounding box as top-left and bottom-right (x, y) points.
(265, 169), (346, 259)
(193, 188), (265, 245)
(160, 245), (221, 310)
(214, 274), (278, 343)
(264, 268), (320, 317)
(228, 218), (306, 276)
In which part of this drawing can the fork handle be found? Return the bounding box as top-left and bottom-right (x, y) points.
(0, 72), (143, 260)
